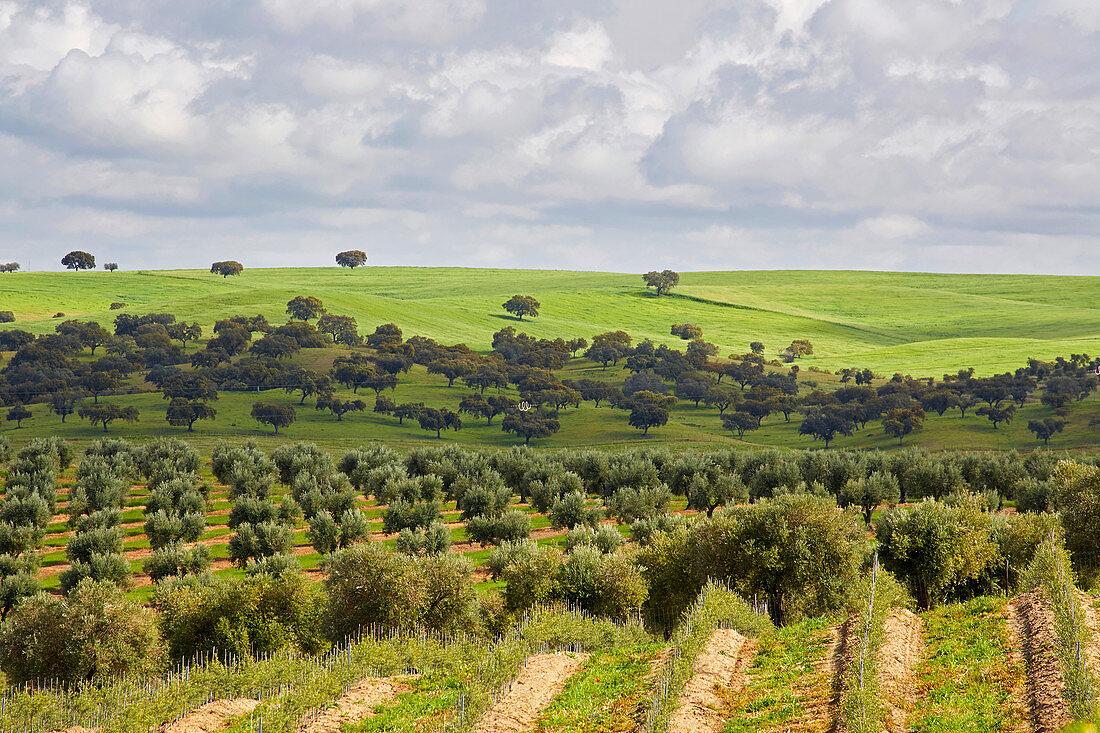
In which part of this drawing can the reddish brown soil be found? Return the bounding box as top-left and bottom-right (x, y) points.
(1010, 590), (1070, 733)
(669, 629), (756, 733)
(474, 652), (589, 733)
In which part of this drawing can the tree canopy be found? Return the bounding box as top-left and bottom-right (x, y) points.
(502, 295), (540, 321)
(210, 261), (244, 278)
(335, 250), (368, 268)
(642, 270), (680, 295)
(61, 251), (96, 271)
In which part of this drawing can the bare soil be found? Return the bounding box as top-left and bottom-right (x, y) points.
(669, 629), (755, 733)
(298, 677), (410, 733)
(1011, 590), (1069, 733)
(1077, 591), (1100, 685)
(879, 608), (922, 733)
(164, 698), (260, 733)
(474, 652), (589, 733)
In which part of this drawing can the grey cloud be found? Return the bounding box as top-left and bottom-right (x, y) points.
(0, 0), (1097, 274)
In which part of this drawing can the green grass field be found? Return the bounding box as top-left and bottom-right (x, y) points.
(5, 267), (1100, 376)
(4, 266), (1100, 452)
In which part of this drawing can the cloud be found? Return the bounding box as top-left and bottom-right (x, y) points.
(0, 0), (1097, 274)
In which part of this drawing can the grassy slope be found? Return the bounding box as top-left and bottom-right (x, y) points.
(5, 267), (1100, 376)
(4, 267), (1100, 452)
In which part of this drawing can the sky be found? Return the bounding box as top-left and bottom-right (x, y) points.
(0, 0), (1098, 274)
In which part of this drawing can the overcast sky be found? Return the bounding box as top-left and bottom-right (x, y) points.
(1, 0), (1098, 274)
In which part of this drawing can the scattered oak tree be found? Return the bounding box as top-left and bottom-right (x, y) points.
(251, 402), (296, 435)
(61, 251), (96, 271)
(1027, 417), (1065, 445)
(103, 263), (118, 272)
(77, 404), (138, 432)
(286, 296), (325, 321)
(642, 269), (680, 296)
(165, 399), (217, 432)
(315, 395), (366, 421)
(882, 407), (924, 446)
(417, 407), (462, 439)
(501, 408), (560, 445)
(5, 405), (31, 428)
(210, 261), (244, 278)
(502, 295), (540, 321)
(627, 391), (677, 436)
(335, 250), (368, 268)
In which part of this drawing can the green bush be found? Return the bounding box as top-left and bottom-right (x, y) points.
(564, 525), (623, 554)
(876, 498), (997, 609)
(382, 498), (441, 533)
(396, 520), (452, 555)
(0, 579), (165, 684)
(466, 510), (531, 546)
(549, 490), (601, 530)
(155, 573), (325, 660)
(324, 543), (478, 637)
(144, 544), (211, 582)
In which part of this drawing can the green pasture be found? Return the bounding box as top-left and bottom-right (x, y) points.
(3, 267), (1100, 376)
(4, 266), (1100, 452)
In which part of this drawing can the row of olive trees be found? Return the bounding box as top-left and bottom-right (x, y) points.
(0, 437), (70, 617)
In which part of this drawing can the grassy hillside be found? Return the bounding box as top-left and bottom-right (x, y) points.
(4, 266), (1100, 452)
(4, 267), (1100, 377)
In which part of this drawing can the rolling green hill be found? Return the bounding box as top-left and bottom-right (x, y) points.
(3, 266), (1100, 453)
(4, 267), (1100, 376)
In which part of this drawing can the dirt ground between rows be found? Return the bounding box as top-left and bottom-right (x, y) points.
(668, 628), (756, 733)
(298, 677), (410, 733)
(1010, 590), (1069, 733)
(164, 698), (260, 733)
(475, 652), (589, 733)
(879, 608), (922, 733)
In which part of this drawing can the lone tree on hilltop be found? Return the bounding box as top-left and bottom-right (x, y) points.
(251, 402), (295, 435)
(502, 295), (540, 321)
(643, 269), (679, 296)
(103, 263), (118, 272)
(62, 251), (96, 271)
(1, 262), (20, 273)
(210, 261), (244, 278)
(286, 295), (325, 321)
(336, 250), (368, 268)
(781, 339), (814, 362)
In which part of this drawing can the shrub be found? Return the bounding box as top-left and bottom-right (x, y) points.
(109, 302), (126, 310)
(144, 544), (212, 582)
(876, 498), (998, 609)
(501, 544), (561, 612)
(549, 490), (602, 530)
(466, 510), (531, 546)
(382, 498), (441, 533)
(697, 494), (867, 626)
(155, 573), (325, 660)
(0, 311), (13, 323)
(555, 546), (648, 620)
(324, 544), (478, 637)
(564, 525), (623, 554)
(396, 521), (452, 556)
(0, 579), (165, 684)
(228, 521), (294, 567)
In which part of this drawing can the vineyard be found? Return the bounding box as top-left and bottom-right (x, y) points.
(4, 577), (1100, 732)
